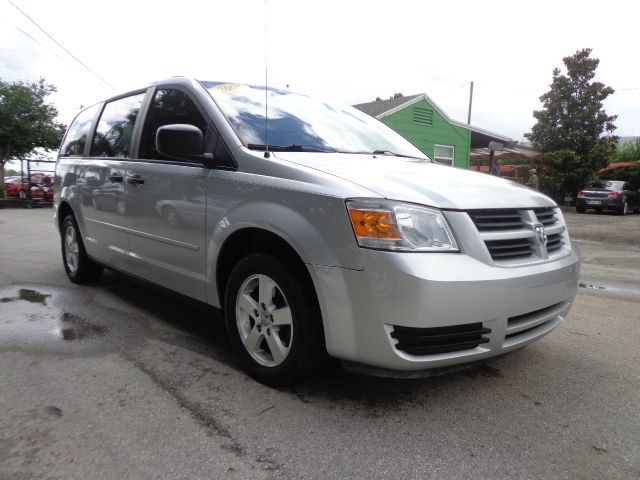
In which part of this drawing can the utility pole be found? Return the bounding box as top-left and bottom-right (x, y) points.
(467, 81), (474, 125)
(467, 81), (477, 170)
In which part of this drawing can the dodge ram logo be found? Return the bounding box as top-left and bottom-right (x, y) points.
(534, 223), (547, 246)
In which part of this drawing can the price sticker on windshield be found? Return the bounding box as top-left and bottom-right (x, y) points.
(212, 83), (246, 93)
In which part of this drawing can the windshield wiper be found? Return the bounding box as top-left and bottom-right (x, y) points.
(372, 150), (428, 160)
(247, 143), (337, 153)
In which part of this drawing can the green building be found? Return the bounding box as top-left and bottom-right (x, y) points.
(353, 94), (511, 169)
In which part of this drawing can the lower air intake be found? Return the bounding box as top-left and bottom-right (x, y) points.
(390, 322), (491, 356)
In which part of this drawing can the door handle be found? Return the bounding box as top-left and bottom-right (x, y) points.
(127, 175), (145, 185)
(108, 174), (123, 182)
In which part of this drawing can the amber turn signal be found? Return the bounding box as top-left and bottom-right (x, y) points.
(348, 209), (402, 239)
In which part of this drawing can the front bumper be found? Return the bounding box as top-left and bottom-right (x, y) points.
(309, 246), (580, 371)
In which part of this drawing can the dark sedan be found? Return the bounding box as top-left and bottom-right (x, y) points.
(576, 180), (639, 215)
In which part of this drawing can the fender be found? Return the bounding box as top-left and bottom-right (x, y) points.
(205, 199), (364, 308)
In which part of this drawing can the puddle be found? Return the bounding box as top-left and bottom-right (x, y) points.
(58, 312), (106, 340)
(0, 285), (107, 347)
(579, 282), (607, 291)
(1, 288), (51, 305)
(578, 280), (640, 302)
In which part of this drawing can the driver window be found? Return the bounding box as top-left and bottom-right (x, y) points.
(140, 89), (208, 160)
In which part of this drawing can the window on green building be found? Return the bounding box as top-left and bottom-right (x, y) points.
(434, 145), (454, 166)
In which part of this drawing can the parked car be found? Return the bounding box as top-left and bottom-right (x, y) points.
(54, 78), (581, 386)
(5, 173), (53, 201)
(576, 180), (640, 215)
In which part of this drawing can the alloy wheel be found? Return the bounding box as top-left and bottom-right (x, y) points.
(235, 274), (293, 367)
(64, 224), (80, 273)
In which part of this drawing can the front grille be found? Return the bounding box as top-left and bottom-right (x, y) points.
(546, 233), (564, 252)
(468, 209), (524, 231)
(467, 207), (567, 264)
(533, 207), (558, 226)
(390, 322), (490, 355)
(484, 238), (534, 259)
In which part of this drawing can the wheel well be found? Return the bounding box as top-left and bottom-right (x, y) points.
(57, 201), (73, 232)
(217, 228), (318, 312)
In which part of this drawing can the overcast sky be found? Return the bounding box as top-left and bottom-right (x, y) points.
(1, 0), (639, 152)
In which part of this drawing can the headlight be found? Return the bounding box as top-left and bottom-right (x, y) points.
(346, 199), (458, 252)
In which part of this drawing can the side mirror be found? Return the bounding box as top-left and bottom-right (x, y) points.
(156, 124), (204, 160)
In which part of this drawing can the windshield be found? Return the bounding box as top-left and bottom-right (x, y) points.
(588, 181), (623, 190)
(200, 81), (428, 159)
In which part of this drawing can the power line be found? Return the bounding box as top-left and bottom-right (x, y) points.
(7, 0), (117, 91)
(13, 25), (74, 67)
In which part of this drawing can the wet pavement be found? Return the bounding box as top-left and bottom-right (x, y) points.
(1, 208), (639, 479)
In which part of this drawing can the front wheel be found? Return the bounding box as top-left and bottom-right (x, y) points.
(61, 215), (104, 283)
(224, 254), (324, 386)
(18, 190), (27, 200)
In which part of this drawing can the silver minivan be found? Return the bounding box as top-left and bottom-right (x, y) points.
(55, 78), (581, 385)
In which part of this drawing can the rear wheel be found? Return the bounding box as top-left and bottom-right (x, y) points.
(576, 206), (585, 213)
(224, 254), (324, 386)
(61, 215), (104, 283)
(618, 200), (628, 215)
(18, 190), (27, 200)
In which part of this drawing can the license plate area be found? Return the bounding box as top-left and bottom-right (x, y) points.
(587, 200), (602, 205)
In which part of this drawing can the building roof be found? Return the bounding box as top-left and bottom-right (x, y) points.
(470, 145), (542, 161)
(599, 161), (640, 173)
(353, 94), (423, 117)
(353, 93), (512, 148)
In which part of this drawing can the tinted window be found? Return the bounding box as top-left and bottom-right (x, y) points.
(588, 181), (624, 190)
(60, 104), (100, 157)
(91, 93), (145, 158)
(202, 81), (428, 159)
(140, 89), (208, 160)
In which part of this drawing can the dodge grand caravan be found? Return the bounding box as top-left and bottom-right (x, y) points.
(55, 78), (581, 385)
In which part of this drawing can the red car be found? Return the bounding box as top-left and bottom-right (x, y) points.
(5, 173), (53, 201)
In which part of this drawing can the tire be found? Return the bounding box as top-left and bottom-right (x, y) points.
(618, 200), (628, 215)
(224, 253), (324, 386)
(61, 214), (104, 283)
(18, 190), (27, 200)
(576, 206), (585, 214)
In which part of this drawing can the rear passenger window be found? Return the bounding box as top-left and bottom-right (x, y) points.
(91, 93), (145, 158)
(140, 89), (208, 160)
(60, 104), (100, 157)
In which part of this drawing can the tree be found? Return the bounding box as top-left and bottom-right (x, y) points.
(525, 49), (618, 201)
(0, 78), (65, 196)
(615, 138), (640, 163)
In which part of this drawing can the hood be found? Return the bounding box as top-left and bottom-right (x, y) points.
(273, 152), (555, 210)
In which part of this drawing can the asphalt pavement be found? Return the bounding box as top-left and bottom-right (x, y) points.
(0, 207), (638, 479)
